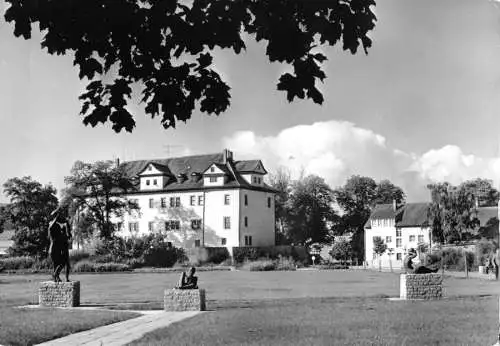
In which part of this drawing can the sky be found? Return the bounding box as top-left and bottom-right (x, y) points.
(1, 0), (500, 203)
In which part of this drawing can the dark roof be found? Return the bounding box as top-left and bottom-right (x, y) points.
(234, 160), (267, 174)
(371, 204), (397, 219)
(120, 152), (276, 193)
(396, 203), (430, 227)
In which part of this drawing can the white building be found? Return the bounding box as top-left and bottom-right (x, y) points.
(111, 149), (276, 249)
(364, 202), (431, 268)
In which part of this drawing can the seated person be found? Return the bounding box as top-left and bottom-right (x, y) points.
(404, 248), (439, 274)
(175, 267), (198, 289)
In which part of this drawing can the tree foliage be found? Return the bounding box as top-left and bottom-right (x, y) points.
(459, 178), (499, 207)
(333, 175), (405, 260)
(372, 236), (387, 256)
(427, 182), (480, 244)
(4, 0), (376, 132)
(268, 167), (292, 244)
(62, 160), (139, 240)
(286, 174), (335, 245)
(329, 237), (352, 264)
(2, 176), (59, 257)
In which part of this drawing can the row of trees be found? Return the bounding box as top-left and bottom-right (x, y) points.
(0, 161), (139, 257)
(269, 168), (406, 260)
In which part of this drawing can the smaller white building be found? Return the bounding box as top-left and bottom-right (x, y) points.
(364, 202), (431, 268)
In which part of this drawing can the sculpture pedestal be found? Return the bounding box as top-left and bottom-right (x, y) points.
(39, 281), (80, 307)
(400, 274), (443, 300)
(164, 289), (206, 311)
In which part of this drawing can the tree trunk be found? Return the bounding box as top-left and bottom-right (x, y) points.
(378, 256), (382, 272)
(389, 255), (393, 273)
(464, 247), (469, 279)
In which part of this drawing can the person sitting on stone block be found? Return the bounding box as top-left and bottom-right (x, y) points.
(175, 267), (198, 289)
(404, 248), (439, 274)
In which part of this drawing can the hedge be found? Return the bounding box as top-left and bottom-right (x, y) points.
(232, 245), (308, 264)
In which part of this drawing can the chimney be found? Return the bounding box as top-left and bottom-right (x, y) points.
(222, 149), (233, 164)
(392, 199), (397, 211)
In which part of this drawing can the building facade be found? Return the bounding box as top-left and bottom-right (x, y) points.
(109, 149), (276, 249)
(364, 202), (431, 268)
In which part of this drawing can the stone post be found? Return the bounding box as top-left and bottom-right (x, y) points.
(39, 281), (80, 307)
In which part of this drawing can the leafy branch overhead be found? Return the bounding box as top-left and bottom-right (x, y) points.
(4, 0), (376, 132)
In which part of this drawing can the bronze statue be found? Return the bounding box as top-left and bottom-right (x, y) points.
(403, 248), (439, 274)
(175, 267), (198, 289)
(48, 207), (72, 282)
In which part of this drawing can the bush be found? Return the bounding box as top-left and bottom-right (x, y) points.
(69, 249), (91, 263)
(232, 246), (308, 264)
(73, 260), (130, 272)
(437, 247), (476, 271)
(0, 256), (35, 270)
(475, 239), (496, 267)
(241, 257), (297, 271)
(185, 247), (230, 266)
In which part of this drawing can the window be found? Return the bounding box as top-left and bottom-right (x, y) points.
(190, 195), (196, 206)
(191, 219), (202, 230)
(223, 216), (231, 229)
(258, 177), (262, 184)
(210, 166), (215, 172)
(373, 252), (377, 260)
(148, 165), (152, 171)
(386, 236), (392, 243)
(267, 197), (271, 208)
(210, 176), (217, 183)
(244, 216), (248, 227)
(149, 198), (154, 208)
(396, 239), (402, 248)
(129, 222), (139, 233)
(146, 179), (150, 186)
(396, 229), (402, 237)
(396, 253), (402, 261)
(409, 235), (415, 242)
(244, 194), (248, 206)
(194, 239), (201, 247)
(153, 179), (157, 186)
(148, 221), (154, 232)
(160, 198), (167, 208)
(252, 176), (257, 184)
(170, 197), (180, 207)
(115, 222), (123, 231)
(244, 235), (253, 246)
(165, 220), (180, 231)
(224, 194), (230, 205)
(198, 195), (204, 206)
(418, 235), (424, 243)
(221, 238), (227, 246)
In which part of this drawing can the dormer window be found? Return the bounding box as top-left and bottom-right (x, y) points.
(210, 166), (215, 172)
(148, 165), (152, 171)
(146, 180), (150, 186)
(153, 179), (157, 186)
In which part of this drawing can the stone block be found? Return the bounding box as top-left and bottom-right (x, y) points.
(39, 281), (80, 307)
(164, 289), (206, 311)
(400, 274), (443, 300)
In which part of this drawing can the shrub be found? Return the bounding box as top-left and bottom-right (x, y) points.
(232, 246), (308, 264)
(185, 247), (230, 265)
(69, 249), (91, 263)
(242, 259), (276, 271)
(73, 260), (130, 272)
(275, 257), (297, 271)
(0, 256), (35, 270)
(437, 247), (476, 271)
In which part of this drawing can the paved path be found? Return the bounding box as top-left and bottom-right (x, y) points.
(35, 310), (202, 346)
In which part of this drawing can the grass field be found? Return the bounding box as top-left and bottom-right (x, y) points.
(2, 270), (500, 345)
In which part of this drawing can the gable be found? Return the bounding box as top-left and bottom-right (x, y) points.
(138, 162), (170, 176)
(203, 163), (227, 175)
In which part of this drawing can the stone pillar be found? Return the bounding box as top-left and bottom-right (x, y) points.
(400, 274), (443, 300)
(39, 281), (80, 307)
(164, 289), (206, 311)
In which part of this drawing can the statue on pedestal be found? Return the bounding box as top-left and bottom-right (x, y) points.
(403, 248), (439, 274)
(48, 207), (72, 282)
(175, 267), (198, 289)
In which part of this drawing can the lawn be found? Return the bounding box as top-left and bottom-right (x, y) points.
(1, 270), (500, 345)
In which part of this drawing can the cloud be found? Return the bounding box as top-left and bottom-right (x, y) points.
(222, 120), (500, 202)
